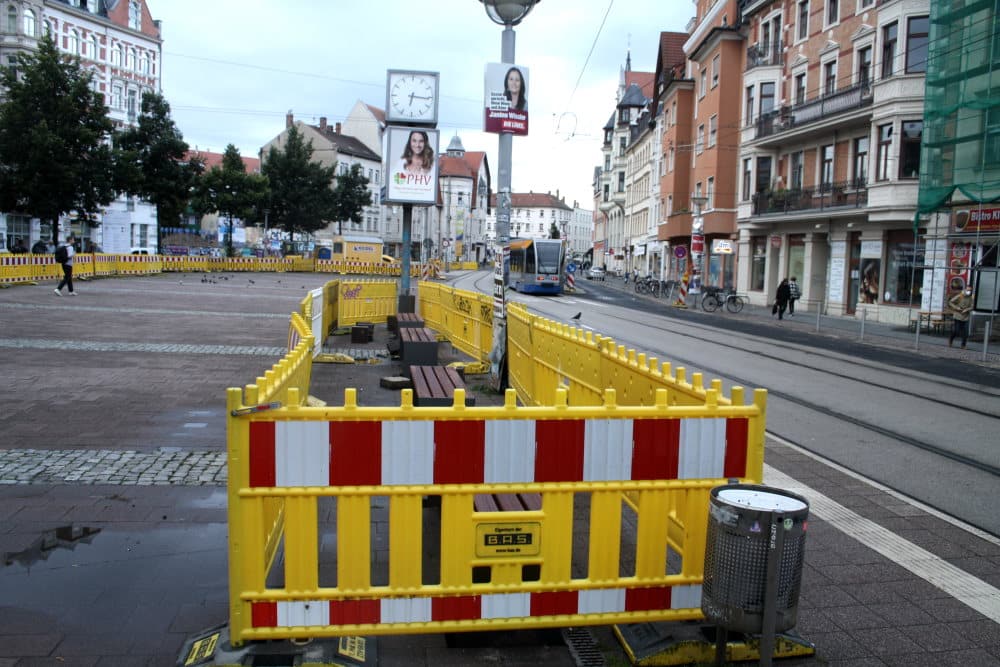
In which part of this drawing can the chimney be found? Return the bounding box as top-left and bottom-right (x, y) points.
(285, 111), (293, 129)
(319, 116), (327, 131)
(335, 122), (342, 134)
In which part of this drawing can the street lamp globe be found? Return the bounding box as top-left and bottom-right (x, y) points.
(478, 0), (541, 25)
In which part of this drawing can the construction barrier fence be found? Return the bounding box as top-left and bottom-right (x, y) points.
(225, 385), (766, 645)
(417, 282), (494, 365)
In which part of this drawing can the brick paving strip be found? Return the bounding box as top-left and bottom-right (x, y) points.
(0, 338), (287, 356)
(0, 449), (228, 485)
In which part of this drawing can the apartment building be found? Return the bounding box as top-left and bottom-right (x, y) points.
(597, 56), (655, 276)
(736, 0), (929, 323)
(0, 0), (161, 252)
(430, 134), (490, 264)
(624, 101), (661, 277)
(487, 191), (573, 247)
(568, 204), (594, 260)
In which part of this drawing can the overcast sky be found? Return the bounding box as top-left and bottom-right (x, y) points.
(153, 1), (692, 210)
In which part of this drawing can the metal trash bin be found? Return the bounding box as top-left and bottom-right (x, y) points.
(701, 483), (809, 635)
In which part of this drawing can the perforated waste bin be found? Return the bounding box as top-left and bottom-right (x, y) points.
(701, 484), (809, 635)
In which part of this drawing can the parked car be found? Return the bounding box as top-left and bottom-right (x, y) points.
(587, 266), (606, 281)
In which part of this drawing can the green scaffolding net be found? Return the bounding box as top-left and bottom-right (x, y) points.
(917, 0), (1000, 215)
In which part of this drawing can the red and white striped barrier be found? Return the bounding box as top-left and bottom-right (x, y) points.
(247, 416), (749, 489)
(565, 271), (576, 290)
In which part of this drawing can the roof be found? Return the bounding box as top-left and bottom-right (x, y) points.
(365, 104), (386, 125)
(310, 125), (381, 161)
(658, 32), (687, 75)
(439, 155), (474, 179)
(185, 150), (260, 173)
(489, 192), (573, 210)
(604, 112), (616, 131)
(619, 82), (649, 108)
(625, 71), (655, 100)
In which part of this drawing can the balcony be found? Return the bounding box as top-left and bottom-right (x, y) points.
(750, 180), (869, 217)
(746, 40), (782, 71)
(755, 82), (873, 140)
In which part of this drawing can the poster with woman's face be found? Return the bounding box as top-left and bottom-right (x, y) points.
(484, 62), (529, 135)
(385, 126), (439, 204)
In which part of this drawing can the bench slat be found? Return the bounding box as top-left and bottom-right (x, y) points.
(474, 494), (499, 512)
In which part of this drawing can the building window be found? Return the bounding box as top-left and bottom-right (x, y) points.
(87, 0), (98, 11)
(709, 116), (717, 147)
(756, 156), (772, 193)
(22, 8), (35, 37)
(140, 52), (149, 74)
(126, 48), (135, 70)
(604, 155), (610, 171)
(826, 0), (839, 26)
(6, 6), (16, 33)
(759, 81), (775, 116)
(671, 100), (677, 125)
(876, 123), (893, 180)
(906, 16), (929, 73)
(751, 237), (766, 290)
(797, 0), (809, 40)
(987, 108), (1000, 165)
(696, 124), (705, 153)
(885, 230), (924, 304)
(619, 136), (626, 156)
(90, 35), (99, 60)
(112, 43), (122, 66)
(794, 72), (806, 104)
(790, 151), (803, 189)
(853, 136), (869, 186)
(707, 177), (715, 210)
(712, 54), (720, 87)
(824, 61), (837, 95)
(742, 158), (752, 200)
(882, 22), (898, 79)
(668, 147), (675, 172)
(129, 0), (141, 30)
(745, 85), (756, 124)
(111, 83), (123, 109)
(820, 145), (834, 188)
(127, 89), (138, 120)
(858, 46), (872, 87)
(617, 172), (625, 193)
(699, 69), (707, 98)
(899, 120), (922, 178)
(68, 30), (79, 54)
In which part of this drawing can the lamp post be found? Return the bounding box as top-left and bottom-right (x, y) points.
(690, 194), (708, 298)
(480, 0), (540, 390)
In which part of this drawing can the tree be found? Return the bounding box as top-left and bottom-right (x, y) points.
(261, 126), (337, 241)
(116, 92), (202, 253)
(331, 164), (372, 235)
(0, 35), (116, 242)
(190, 145), (267, 257)
(549, 222), (561, 239)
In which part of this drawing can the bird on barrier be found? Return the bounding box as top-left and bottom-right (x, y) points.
(571, 312), (581, 320)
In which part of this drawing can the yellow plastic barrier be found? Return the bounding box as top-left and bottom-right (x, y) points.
(417, 282), (492, 365)
(224, 385), (766, 645)
(0, 254), (37, 286)
(334, 279), (396, 328)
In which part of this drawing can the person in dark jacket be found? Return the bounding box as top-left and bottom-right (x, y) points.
(774, 278), (791, 320)
(788, 276), (801, 315)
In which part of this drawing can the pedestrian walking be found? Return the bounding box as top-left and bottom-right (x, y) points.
(773, 278), (791, 320)
(54, 234), (77, 296)
(788, 276), (801, 315)
(947, 286), (974, 348)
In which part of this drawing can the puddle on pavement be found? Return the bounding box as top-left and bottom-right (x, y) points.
(3, 525), (101, 568)
(183, 488), (228, 509)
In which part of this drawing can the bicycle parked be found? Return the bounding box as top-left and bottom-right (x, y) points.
(701, 286), (745, 313)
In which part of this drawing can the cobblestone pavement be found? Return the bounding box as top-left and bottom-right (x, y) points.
(0, 448), (227, 485)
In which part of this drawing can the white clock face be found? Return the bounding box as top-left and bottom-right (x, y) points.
(390, 74), (436, 121)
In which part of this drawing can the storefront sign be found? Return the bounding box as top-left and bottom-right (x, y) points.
(770, 235), (782, 248)
(712, 239), (734, 254)
(634, 244), (646, 257)
(860, 240), (883, 259)
(691, 234), (705, 254)
(954, 207), (1000, 234)
(829, 257), (845, 302)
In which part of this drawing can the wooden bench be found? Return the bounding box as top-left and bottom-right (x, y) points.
(388, 312), (425, 333)
(409, 365), (475, 407)
(399, 327), (438, 365)
(474, 492), (542, 512)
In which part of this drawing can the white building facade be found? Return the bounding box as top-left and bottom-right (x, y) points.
(0, 0), (161, 252)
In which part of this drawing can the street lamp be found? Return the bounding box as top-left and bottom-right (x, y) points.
(479, 0), (540, 390)
(690, 194), (708, 296)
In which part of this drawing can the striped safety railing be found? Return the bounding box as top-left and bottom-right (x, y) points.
(225, 386), (766, 645)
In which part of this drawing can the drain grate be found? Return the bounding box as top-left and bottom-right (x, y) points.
(562, 627), (606, 667)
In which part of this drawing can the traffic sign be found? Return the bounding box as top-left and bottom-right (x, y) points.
(566, 262), (577, 274)
(674, 245), (687, 259)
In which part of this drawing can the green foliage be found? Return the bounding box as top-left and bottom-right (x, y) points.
(549, 222), (561, 239)
(261, 126), (337, 239)
(190, 144), (268, 257)
(116, 92), (200, 251)
(0, 35), (116, 240)
(332, 164), (373, 235)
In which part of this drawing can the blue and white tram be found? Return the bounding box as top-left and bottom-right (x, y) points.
(507, 237), (565, 295)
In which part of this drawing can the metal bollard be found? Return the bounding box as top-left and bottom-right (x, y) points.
(859, 307), (867, 341)
(984, 321), (992, 362)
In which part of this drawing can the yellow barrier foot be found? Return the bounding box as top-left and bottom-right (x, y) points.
(449, 361), (490, 376)
(306, 395), (327, 407)
(315, 352), (356, 364)
(672, 301), (688, 309)
(178, 624), (378, 666)
(614, 622), (814, 665)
